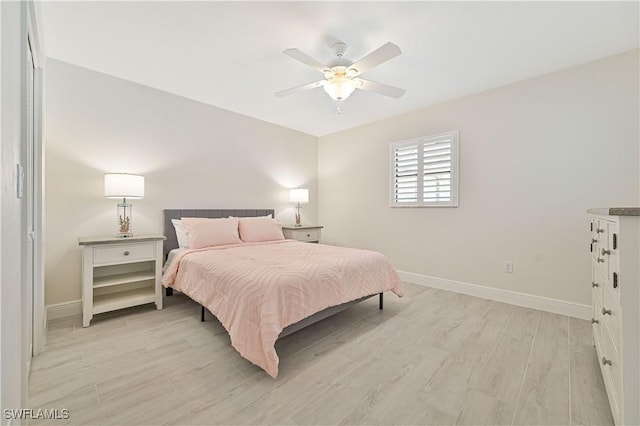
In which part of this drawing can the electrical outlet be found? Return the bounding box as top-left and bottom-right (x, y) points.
(504, 261), (513, 273)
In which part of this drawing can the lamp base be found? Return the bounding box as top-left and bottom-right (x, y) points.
(117, 201), (133, 238)
(294, 208), (302, 227)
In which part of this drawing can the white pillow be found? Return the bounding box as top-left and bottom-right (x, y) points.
(171, 219), (189, 249)
(182, 217), (242, 249)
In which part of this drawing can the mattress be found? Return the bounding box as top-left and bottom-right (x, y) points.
(162, 248), (187, 273)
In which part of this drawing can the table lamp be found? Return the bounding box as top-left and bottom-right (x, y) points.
(289, 188), (309, 227)
(104, 173), (144, 237)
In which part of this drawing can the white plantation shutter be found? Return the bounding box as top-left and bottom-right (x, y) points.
(390, 131), (459, 207)
(392, 143), (419, 204)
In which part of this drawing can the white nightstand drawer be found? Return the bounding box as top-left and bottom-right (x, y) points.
(282, 226), (323, 243)
(292, 229), (320, 242)
(93, 242), (155, 264)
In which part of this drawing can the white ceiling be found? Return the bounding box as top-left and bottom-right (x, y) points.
(40, 1), (639, 137)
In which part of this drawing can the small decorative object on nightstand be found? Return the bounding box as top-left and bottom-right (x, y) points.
(79, 234), (165, 327)
(282, 225), (323, 243)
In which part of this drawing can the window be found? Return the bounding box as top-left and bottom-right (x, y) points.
(390, 130), (459, 207)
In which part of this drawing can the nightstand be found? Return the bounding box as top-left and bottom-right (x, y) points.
(78, 235), (165, 327)
(282, 225), (323, 243)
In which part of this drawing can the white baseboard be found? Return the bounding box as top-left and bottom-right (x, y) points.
(399, 271), (591, 320)
(46, 275), (590, 321)
(46, 299), (82, 321)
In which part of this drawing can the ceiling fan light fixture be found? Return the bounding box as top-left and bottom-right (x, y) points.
(323, 75), (356, 101)
(278, 41), (404, 101)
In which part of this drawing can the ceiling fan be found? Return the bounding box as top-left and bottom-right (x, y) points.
(276, 41), (405, 102)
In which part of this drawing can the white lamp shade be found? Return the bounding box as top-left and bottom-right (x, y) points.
(289, 188), (309, 204)
(104, 173), (145, 199)
(323, 76), (356, 101)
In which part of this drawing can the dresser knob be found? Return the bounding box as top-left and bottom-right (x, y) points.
(591, 238), (598, 244)
(123, 251), (130, 256)
(592, 282), (599, 288)
(602, 357), (612, 366)
(601, 248), (611, 256)
(602, 307), (611, 316)
(596, 228), (605, 234)
(591, 318), (599, 324)
(306, 234), (311, 237)
(597, 257), (605, 263)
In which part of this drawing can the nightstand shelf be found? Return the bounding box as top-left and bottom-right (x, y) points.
(79, 235), (165, 327)
(282, 225), (323, 243)
(93, 271), (155, 288)
(93, 287), (156, 315)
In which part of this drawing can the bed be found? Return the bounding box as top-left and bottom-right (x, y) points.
(161, 209), (404, 378)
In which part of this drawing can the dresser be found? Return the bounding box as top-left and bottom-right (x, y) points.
(587, 208), (639, 426)
(282, 225), (323, 243)
(79, 235), (165, 327)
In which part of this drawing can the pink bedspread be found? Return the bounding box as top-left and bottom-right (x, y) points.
(162, 240), (404, 378)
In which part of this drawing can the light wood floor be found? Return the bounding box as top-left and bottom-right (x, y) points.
(30, 283), (613, 425)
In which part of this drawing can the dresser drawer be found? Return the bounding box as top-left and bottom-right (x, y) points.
(592, 295), (603, 354)
(591, 264), (605, 307)
(93, 242), (156, 265)
(603, 285), (620, 351)
(590, 218), (600, 261)
(595, 219), (610, 248)
(595, 220), (610, 266)
(603, 327), (622, 424)
(607, 221), (620, 296)
(591, 264), (607, 306)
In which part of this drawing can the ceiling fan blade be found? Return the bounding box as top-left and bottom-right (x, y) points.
(349, 42), (402, 75)
(356, 78), (405, 99)
(275, 80), (326, 97)
(283, 48), (331, 74)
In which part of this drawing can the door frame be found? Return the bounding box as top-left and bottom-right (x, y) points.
(26, 0), (45, 358)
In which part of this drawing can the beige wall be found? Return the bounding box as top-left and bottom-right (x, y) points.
(318, 49), (639, 306)
(45, 59), (318, 306)
(46, 50), (639, 308)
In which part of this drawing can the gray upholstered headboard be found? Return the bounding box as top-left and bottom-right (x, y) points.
(163, 209), (274, 260)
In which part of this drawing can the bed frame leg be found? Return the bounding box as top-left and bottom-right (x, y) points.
(165, 287), (173, 297)
(201, 306), (205, 322)
(379, 293), (383, 310)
